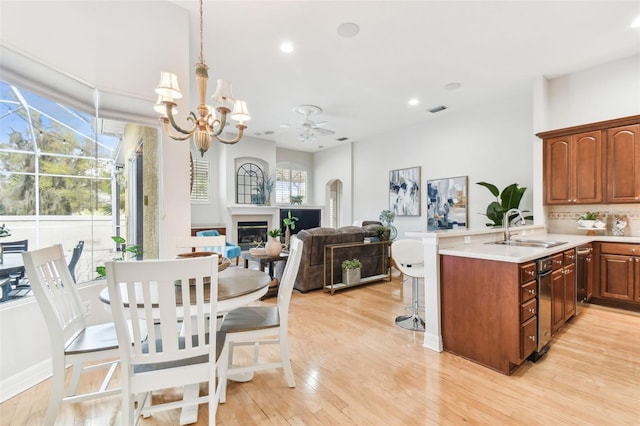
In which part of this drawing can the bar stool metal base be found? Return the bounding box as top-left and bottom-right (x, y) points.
(395, 313), (425, 331)
(396, 275), (425, 331)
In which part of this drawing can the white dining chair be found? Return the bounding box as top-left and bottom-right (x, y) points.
(22, 244), (121, 426)
(105, 255), (226, 425)
(176, 235), (227, 257)
(391, 239), (426, 331)
(219, 237), (303, 403)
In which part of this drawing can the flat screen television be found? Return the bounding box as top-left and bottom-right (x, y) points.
(280, 209), (321, 235)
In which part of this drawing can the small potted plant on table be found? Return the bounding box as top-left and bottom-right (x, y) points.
(265, 228), (283, 256)
(342, 258), (362, 285)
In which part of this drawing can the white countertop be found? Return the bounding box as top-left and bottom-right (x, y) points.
(406, 227), (640, 263)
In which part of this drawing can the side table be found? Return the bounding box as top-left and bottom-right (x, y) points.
(241, 251), (289, 298)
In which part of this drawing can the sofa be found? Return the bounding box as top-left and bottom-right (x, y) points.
(277, 223), (390, 293)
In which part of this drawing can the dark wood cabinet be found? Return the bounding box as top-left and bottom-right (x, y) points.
(593, 243), (640, 311)
(440, 255), (538, 375)
(607, 124), (640, 203)
(538, 115), (640, 205)
(551, 250), (576, 333)
(543, 131), (602, 204)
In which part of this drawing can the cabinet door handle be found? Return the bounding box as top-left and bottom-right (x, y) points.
(528, 271), (535, 277)
(529, 308), (536, 314)
(528, 289), (535, 295)
(529, 335), (536, 341)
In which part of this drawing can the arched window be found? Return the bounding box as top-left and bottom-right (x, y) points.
(236, 162), (265, 204)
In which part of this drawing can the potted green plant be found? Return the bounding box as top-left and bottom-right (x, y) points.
(577, 212), (599, 229)
(476, 181), (532, 227)
(379, 209), (397, 240)
(342, 258), (362, 285)
(265, 228), (283, 256)
(290, 195), (303, 205)
(283, 210), (299, 250)
(96, 236), (143, 277)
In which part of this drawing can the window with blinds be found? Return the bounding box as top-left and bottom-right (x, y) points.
(191, 158), (209, 201)
(275, 166), (307, 204)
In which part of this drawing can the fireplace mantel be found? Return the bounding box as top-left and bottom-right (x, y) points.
(227, 205), (280, 216)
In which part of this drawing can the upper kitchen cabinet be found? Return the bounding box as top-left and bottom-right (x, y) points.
(538, 115), (640, 205)
(607, 124), (640, 203)
(543, 131), (602, 205)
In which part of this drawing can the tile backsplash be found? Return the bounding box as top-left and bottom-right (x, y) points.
(545, 204), (640, 237)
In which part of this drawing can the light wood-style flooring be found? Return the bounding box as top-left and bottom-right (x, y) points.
(2, 274), (639, 425)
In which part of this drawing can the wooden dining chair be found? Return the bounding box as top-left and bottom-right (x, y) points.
(106, 255), (227, 425)
(22, 244), (121, 426)
(219, 237), (303, 403)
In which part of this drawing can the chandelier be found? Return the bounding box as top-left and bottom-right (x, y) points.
(153, 0), (250, 157)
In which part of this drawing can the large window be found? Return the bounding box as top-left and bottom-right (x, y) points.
(275, 164), (307, 204)
(190, 157), (209, 201)
(0, 80), (120, 285)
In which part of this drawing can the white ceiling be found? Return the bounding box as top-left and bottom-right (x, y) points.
(171, 1), (640, 152)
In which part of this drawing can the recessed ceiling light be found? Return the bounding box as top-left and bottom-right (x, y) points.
(444, 82), (462, 91)
(280, 42), (294, 53)
(632, 15), (640, 28)
(408, 98), (420, 106)
(337, 22), (360, 38)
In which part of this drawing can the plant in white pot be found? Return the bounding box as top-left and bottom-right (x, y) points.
(342, 258), (362, 285)
(265, 228), (283, 256)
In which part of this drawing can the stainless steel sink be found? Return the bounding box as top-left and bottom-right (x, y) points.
(490, 239), (568, 248)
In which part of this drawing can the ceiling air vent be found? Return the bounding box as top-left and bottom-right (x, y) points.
(427, 105), (447, 114)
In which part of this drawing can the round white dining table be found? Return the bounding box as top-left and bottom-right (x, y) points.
(99, 266), (272, 313)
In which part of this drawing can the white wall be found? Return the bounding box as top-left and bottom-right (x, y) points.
(352, 93), (534, 238)
(314, 143), (353, 226)
(545, 54), (640, 130)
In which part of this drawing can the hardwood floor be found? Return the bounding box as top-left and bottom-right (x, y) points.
(2, 275), (639, 425)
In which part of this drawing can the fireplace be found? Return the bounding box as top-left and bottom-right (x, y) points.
(237, 221), (268, 249)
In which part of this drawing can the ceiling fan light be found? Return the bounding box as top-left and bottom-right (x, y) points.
(231, 100), (251, 122)
(212, 79), (234, 105)
(155, 71), (183, 99)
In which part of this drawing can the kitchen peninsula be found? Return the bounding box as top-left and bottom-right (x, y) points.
(407, 226), (640, 374)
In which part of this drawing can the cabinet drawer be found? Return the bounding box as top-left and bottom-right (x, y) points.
(552, 253), (564, 270)
(521, 281), (537, 302)
(520, 262), (536, 284)
(521, 316), (537, 359)
(521, 298), (537, 322)
(564, 249), (576, 265)
(600, 243), (640, 256)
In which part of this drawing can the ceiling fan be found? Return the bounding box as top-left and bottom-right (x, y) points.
(282, 105), (335, 143)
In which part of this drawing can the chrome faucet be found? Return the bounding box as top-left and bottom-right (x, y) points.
(503, 208), (526, 241)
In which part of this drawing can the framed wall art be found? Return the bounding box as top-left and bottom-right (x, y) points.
(389, 166), (421, 216)
(426, 175), (468, 230)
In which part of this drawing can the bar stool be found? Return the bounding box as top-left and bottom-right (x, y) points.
(391, 239), (425, 331)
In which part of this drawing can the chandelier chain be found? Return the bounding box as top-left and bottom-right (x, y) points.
(198, 0), (204, 64)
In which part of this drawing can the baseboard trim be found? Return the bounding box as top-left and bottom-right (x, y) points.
(0, 359), (51, 402)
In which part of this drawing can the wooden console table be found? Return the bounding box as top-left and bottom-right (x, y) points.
(323, 240), (391, 295)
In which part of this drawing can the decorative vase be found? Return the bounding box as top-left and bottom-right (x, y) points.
(265, 236), (282, 256)
(343, 268), (361, 285)
(284, 228), (291, 251)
